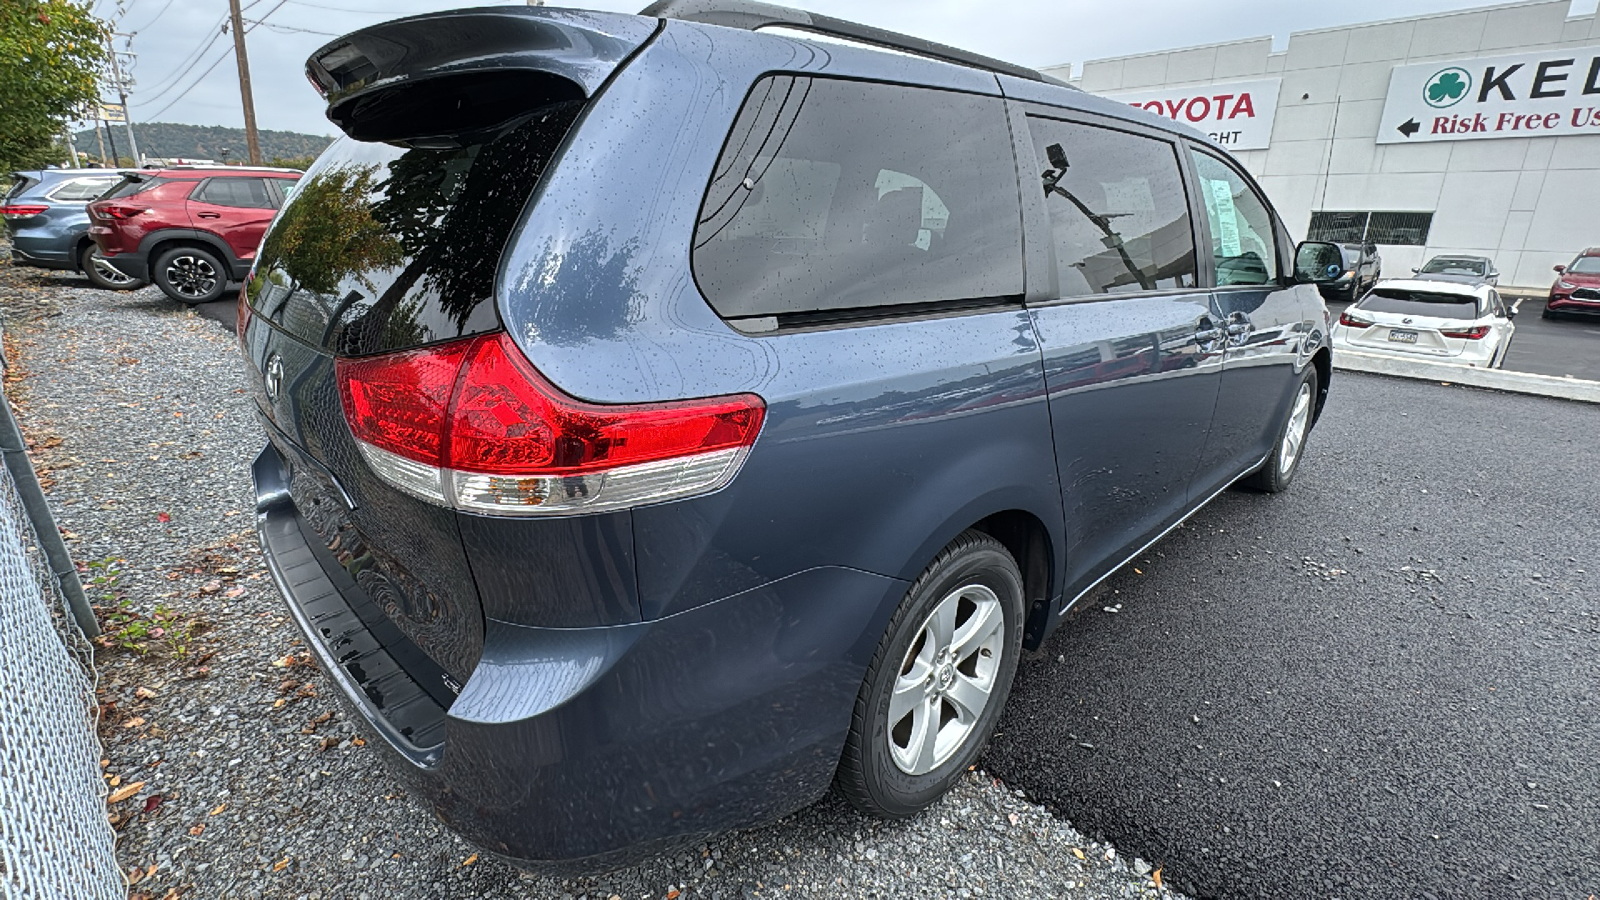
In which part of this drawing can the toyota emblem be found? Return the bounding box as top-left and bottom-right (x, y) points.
(264, 353), (285, 402)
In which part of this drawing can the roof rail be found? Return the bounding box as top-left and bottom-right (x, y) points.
(639, 0), (1066, 86)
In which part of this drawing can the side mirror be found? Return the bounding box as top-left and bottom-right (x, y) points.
(1046, 143), (1069, 171)
(1554, 265), (1566, 273)
(1507, 299), (1521, 318)
(1410, 266), (1420, 274)
(1294, 241), (1345, 285)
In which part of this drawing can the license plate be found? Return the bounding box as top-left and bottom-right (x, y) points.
(1387, 330), (1418, 344)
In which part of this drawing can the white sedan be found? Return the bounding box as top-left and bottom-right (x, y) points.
(1330, 279), (1516, 368)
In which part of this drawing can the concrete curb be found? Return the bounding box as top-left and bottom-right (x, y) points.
(1333, 349), (1600, 404)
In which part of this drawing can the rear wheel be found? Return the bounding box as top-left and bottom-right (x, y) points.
(835, 530), (1024, 818)
(152, 246), (227, 304)
(79, 244), (145, 291)
(1243, 366), (1318, 493)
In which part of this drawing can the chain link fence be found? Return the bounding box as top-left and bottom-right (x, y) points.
(0, 332), (123, 898)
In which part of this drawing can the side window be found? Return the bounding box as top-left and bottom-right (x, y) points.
(693, 76), (1023, 320)
(1026, 116), (1197, 297)
(1188, 149), (1279, 287)
(195, 177), (275, 209)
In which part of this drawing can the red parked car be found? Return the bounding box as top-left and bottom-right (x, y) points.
(1545, 247), (1600, 319)
(88, 167), (300, 304)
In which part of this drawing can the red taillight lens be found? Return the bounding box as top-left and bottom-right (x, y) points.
(0, 205), (47, 217)
(449, 333), (764, 476)
(1439, 325), (1490, 340)
(337, 340), (473, 465)
(335, 333), (766, 515)
(1337, 310), (1372, 328)
(94, 204), (146, 220)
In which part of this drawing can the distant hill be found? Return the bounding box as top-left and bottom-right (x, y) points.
(73, 123), (334, 166)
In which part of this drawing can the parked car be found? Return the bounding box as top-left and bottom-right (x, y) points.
(240, 0), (1339, 868)
(87, 166), (300, 304)
(1411, 254), (1498, 286)
(1545, 247), (1600, 319)
(3, 169), (146, 290)
(1317, 241), (1381, 302)
(1331, 279), (1515, 368)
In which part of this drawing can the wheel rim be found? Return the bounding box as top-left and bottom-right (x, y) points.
(89, 250), (137, 286)
(887, 583), (1005, 776)
(1279, 381), (1313, 476)
(163, 255), (217, 299)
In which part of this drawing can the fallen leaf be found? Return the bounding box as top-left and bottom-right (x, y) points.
(667, 890), (680, 900)
(209, 803), (226, 816)
(108, 774), (121, 787)
(1071, 847), (1086, 860)
(350, 737), (365, 747)
(272, 698), (285, 709)
(1134, 567), (1143, 575)
(122, 716), (146, 729)
(461, 853), (478, 867)
(272, 857), (289, 872)
(135, 686), (158, 699)
(156, 512), (171, 524)
(143, 795), (164, 813)
(188, 824), (204, 836)
(108, 781), (145, 803)
(225, 587), (245, 598)
(1008, 812), (1019, 825)
(1153, 867), (1164, 888)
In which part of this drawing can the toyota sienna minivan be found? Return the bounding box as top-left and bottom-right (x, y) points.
(240, 0), (1343, 869)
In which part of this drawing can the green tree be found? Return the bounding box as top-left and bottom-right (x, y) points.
(0, 0), (107, 172)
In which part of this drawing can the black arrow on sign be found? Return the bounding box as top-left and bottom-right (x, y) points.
(1397, 118), (1421, 138)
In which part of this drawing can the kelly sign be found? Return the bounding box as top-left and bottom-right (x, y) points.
(1104, 78), (1281, 151)
(1378, 46), (1600, 143)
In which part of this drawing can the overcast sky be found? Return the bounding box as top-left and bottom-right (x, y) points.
(93, 0), (1600, 137)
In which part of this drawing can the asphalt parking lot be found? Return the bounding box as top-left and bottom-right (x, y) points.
(1328, 293), (1600, 382)
(985, 372), (1600, 900)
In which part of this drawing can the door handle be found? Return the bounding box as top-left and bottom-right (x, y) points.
(1193, 325), (1225, 347)
(1225, 312), (1253, 344)
(196, 212), (221, 219)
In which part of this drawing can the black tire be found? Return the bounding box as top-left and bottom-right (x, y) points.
(1541, 309), (1553, 320)
(1243, 366), (1318, 493)
(152, 245), (228, 305)
(835, 530), (1024, 818)
(79, 243), (146, 291)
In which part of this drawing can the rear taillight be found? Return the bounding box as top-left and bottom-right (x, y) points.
(336, 332), (765, 515)
(1337, 310), (1372, 328)
(94, 204), (146, 220)
(0, 205), (47, 218)
(1439, 325), (1490, 340)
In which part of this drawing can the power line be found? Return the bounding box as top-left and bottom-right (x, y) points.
(137, 4), (282, 126)
(126, 0), (178, 34)
(246, 19), (340, 36)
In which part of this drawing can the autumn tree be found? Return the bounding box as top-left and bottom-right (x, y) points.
(0, 0), (107, 172)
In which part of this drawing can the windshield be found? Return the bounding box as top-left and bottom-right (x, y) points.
(1359, 288), (1480, 320)
(1568, 256), (1600, 275)
(1420, 257), (1486, 276)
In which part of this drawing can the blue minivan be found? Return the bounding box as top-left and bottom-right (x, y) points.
(241, 0), (1343, 869)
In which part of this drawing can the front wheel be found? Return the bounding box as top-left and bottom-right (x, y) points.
(1243, 366), (1318, 493)
(152, 246), (228, 304)
(835, 530), (1024, 819)
(80, 244), (146, 291)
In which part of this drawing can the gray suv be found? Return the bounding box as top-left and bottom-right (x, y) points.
(241, 0), (1345, 868)
(3, 169), (147, 290)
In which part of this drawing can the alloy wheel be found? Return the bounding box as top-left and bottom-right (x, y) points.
(164, 254), (218, 300)
(90, 251), (138, 287)
(1279, 381), (1313, 476)
(887, 583), (1006, 776)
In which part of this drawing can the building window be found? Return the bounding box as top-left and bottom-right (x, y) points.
(1308, 211), (1433, 246)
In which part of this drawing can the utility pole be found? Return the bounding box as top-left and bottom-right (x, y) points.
(63, 123), (79, 167)
(105, 35), (141, 165)
(227, 0), (263, 165)
(93, 119), (107, 166)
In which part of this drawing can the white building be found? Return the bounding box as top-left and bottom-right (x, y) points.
(1043, 0), (1600, 289)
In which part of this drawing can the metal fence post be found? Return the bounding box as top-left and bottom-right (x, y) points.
(0, 341), (98, 638)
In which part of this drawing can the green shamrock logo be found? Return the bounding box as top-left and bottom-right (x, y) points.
(1424, 68), (1471, 108)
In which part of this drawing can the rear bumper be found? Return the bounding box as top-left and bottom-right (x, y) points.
(252, 442), (904, 868)
(8, 246), (73, 270)
(1329, 327), (1498, 366)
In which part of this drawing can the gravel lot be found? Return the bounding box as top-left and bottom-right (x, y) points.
(1, 259), (1182, 899)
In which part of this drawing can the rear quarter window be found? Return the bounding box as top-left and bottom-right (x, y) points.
(692, 76), (1023, 323)
(103, 176), (175, 199)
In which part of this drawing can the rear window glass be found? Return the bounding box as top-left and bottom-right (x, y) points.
(7, 175), (41, 201)
(693, 76), (1023, 322)
(1359, 288), (1480, 319)
(48, 177), (119, 201)
(1420, 257), (1486, 276)
(103, 175), (175, 199)
(247, 101), (582, 356)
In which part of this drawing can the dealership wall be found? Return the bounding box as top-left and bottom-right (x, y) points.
(1041, 0), (1600, 289)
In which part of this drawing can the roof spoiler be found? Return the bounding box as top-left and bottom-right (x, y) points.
(305, 9), (659, 141)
